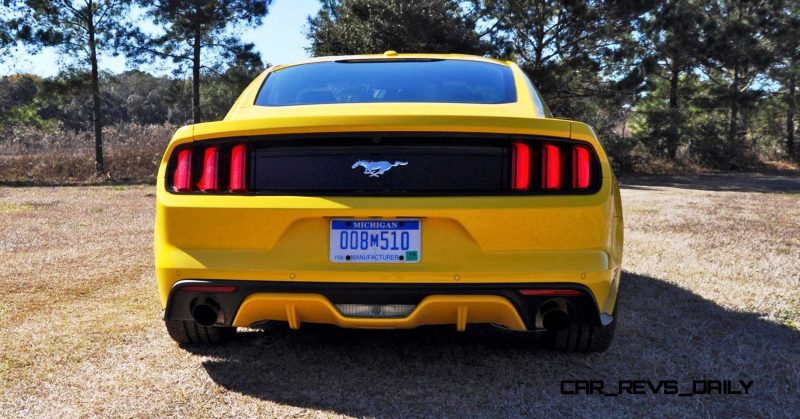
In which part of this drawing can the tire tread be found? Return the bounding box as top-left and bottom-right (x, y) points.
(165, 320), (235, 344)
(552, 316), (616, 353)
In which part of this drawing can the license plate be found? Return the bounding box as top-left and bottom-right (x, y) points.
(330, 219), (421, 263)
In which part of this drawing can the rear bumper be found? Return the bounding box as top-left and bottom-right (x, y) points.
(164, 280), (610, 331)
(154, 191), (624, 314)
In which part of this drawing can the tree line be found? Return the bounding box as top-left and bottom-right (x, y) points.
(0, 67), (260, 129)
(1, 0), (798, 176)
(1, 0), (271, 174)
(309, 0), (799, 169)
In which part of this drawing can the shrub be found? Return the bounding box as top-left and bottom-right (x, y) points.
(0, 123), (176, 184)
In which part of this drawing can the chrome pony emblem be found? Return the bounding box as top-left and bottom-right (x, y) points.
(351, 160), (408, 177)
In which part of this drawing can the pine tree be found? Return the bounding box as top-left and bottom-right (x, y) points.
(133, 0), (271, 123)
(13, 0), (133, 176)
(768, 0), (799, 160)
(700, 0), (774, 158)
(307, 0), (489, 56)
(475, 0), (647, 133)
(0, 4), (13, 60)
(638, 0), (704, 159)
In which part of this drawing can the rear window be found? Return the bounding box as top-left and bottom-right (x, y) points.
(255, 60), (517, 106)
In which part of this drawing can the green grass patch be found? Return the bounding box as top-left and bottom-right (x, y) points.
(773, 307), (800, 331)
(0, 202), (36, 212)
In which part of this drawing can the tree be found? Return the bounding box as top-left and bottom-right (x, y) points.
(307, 0), (489, 56)
(133, 0), (271, 123)
(637, 0), (705, 159)
(34, 69), (193, 128)
(768, 0), (799, 160)
(200, 42), (265, 121)
(0, 74), (39, 124)
(12, 0), (133, 175)
(476, 0), (618, 80)
(0, 5), (14, 60)
(474, 0), (647, 136)
(700, 0), (774, 157)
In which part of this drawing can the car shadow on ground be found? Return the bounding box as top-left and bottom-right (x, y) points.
(619, 173), (800, 194)
(184, 272), (800, 416)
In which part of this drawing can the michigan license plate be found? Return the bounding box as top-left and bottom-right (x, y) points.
(330, 219), (421, 263)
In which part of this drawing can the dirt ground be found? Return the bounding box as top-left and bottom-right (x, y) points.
(1, 173), (798, 417)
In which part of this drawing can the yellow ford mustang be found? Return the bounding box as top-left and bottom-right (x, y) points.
(155, 52), (623, 352)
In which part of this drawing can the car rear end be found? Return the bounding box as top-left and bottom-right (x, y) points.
(155, 56), (623, 351)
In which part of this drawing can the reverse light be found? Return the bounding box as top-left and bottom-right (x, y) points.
(541, 144), (561, 190)
(518, 289), (583, 297)
(172, 149), (193, 192)
(335, 304), (416, 318)
(573, 145), (591, 189)
(511, 141), (530, 191)
(230, 144), (247, 192)
(197, 146), (219, 192)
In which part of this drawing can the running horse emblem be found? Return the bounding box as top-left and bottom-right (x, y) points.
(351, 160), (409, 177)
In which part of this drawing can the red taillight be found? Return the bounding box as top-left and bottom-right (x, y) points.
(230, 144), (247, 192)
(180, 285), (238, 293)
(173, 149), (192, 192)
(518, 289), (583, 297)
(511, 141), (530, 191)
(197, 146), (219, 192)
(541, 143), (561, 190)
(573, 145), (591, 189)
(172, 143), (248, 193)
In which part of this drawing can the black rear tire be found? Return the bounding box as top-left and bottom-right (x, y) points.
(551, 317), (616, 352)
(165, 320), (236, 344)
(551, 294), (618, 353)
(552, 282), (620, 352)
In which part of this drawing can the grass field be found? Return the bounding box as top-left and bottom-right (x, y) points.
(1, 174), (799, 417)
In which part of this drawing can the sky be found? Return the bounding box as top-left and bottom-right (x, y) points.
(0, 0), (322, 77)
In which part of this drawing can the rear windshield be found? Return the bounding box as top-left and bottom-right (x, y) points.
(255, 60), (517, 106)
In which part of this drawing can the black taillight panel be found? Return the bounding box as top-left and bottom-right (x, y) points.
(166, 134), (602, 196)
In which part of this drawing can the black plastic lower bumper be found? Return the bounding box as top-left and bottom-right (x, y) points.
(164, 280), (604, 329)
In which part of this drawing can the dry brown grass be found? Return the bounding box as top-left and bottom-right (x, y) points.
(0, 124), (175, 184)
(1, 174), (799, 417)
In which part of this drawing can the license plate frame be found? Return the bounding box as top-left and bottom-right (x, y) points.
(329, 218), (421, 264)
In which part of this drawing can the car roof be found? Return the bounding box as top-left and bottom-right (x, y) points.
(268, 52), (513, 72)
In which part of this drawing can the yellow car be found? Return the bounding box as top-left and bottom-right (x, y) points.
(155, 52), (623, 352)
